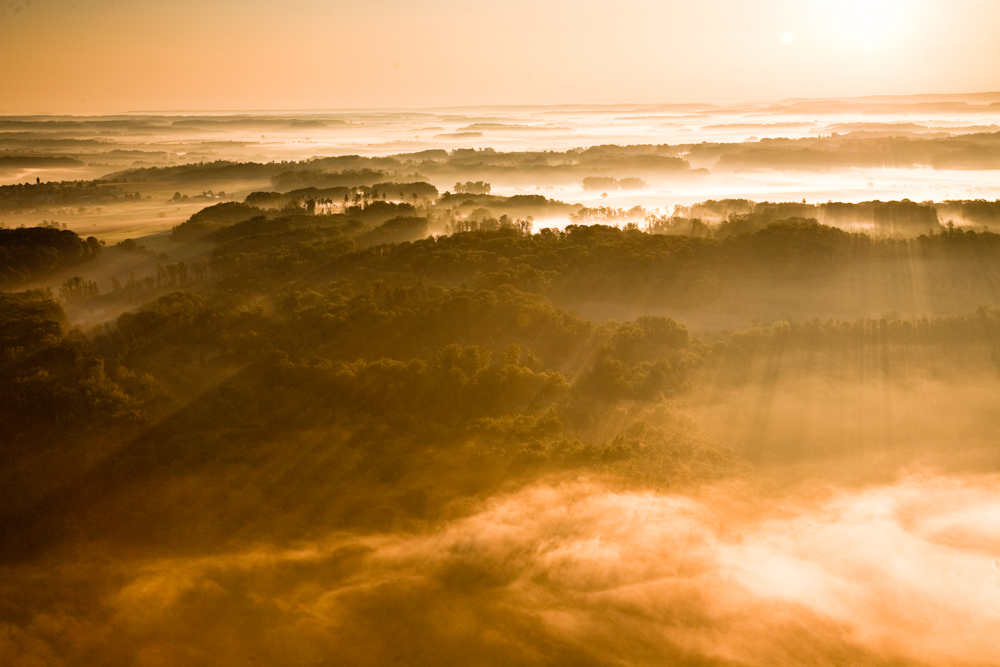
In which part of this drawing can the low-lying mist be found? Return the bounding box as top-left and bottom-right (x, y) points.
(4, 472), (999, 667)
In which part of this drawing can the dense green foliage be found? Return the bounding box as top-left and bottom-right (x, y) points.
(935, 199), (1000, 226)
(0, 291), (149, 446)
(0, 179), (142, 213)
(708, 132), (1000, 170)
(666, 198), (943, 235)
(171, 201), (270, 240)
(4, 211), (1000, 555)
(243, 181), (438, 210)
(0, 221), (753, 557)
(164, 208), (1000, 325)
(0, 227), (101, 286)
(106, 146), (699, 190)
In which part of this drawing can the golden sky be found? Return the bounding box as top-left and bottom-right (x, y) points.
(1, 0), (998, 112)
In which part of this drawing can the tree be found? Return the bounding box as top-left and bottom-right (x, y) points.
(59, 276), (99, 303)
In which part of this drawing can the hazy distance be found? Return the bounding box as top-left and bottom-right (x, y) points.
(3, 92), (1000, 214)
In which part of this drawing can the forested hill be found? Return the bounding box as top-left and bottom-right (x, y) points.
(0, 227), (102, 287)
(199, 214), (1000, 317)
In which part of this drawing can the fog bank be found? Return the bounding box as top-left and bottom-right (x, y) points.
(4, 473), (999, 666)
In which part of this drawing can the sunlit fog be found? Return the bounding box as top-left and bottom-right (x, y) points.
(1, 1), (999, 665)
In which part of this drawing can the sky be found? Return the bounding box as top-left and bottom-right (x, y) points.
(0, 0), (998, 112)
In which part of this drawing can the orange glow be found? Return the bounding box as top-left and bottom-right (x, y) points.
(0, 0), (997, 112)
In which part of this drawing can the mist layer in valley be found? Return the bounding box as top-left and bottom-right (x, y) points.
(3, 90), (1000, 221)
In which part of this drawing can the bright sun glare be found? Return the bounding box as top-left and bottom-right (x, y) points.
(811, 0), (908, 51)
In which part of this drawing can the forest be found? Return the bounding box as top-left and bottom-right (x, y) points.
(4, 195), (1000, 544)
